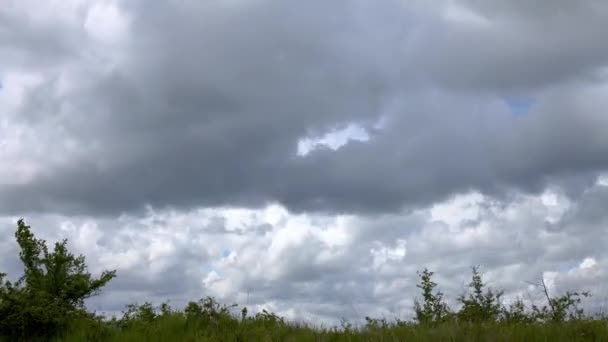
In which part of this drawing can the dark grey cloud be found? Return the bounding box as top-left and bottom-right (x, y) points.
(414, 0), (608, 91)
(2, 0), (608, 217)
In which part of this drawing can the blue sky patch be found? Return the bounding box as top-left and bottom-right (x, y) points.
(222, 248), (232, 258)
(505, 97), (535, 116)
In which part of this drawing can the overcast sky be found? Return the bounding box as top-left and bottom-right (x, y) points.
(2, 0), (608, 324)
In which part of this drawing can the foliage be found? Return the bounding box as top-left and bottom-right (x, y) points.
(54, 315), (608, 341)
(502, 298), (534, 324)
(414, 268), (451, 324)
(0, 219), (115, 340)
(457, 266), (504, 323)
(532, 290), (591, 323)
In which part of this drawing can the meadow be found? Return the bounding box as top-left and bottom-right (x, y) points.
(57, 311), (608, 342)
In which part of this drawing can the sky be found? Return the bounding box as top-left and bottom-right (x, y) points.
(2, 0), (608, 324)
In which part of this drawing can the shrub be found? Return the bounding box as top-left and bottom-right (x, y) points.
(414, 268), (451, 324)
(0, 219), (115, 340)
(502, 298), (534, 324)
(457, 266), (504, 323)
(532, 291), (591, 323)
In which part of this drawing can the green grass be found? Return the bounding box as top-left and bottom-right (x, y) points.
(53, 313), (608, 342)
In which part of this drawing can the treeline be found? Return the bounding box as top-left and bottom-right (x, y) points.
(0, 220), (606, 341)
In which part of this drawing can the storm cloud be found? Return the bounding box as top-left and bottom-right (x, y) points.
(2, 0), (608, 215)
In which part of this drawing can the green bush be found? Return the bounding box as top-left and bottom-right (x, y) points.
(456, 266), (503, 323)
(414, 268), (451, 324)
(0, 219), (115, 340)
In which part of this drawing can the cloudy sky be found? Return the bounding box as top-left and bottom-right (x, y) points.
(2, 0), (608, 324)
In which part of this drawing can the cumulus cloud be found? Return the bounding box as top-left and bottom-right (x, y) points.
(1, 0), (608, 323)
(4, 184), (608, 324)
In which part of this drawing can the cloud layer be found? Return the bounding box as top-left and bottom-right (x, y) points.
(2, 186), (606, 324)
(2, 0), (608, 323)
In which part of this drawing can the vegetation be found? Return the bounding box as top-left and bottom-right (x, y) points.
(456, 266), (504, 323)
(0, 219), (115, 340)
(413, 268), (450, 324)
(1, 219), (607, 341)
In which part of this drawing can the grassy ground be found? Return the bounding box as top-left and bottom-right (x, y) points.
(54, 314), (608, 342)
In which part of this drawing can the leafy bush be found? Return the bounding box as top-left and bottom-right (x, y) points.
(532, 290), (591, 323)
(414, 268), (451, 324)
(456, 266), (504, 323)
(502, 298), (534, 324)
(0, 219), (115, 340)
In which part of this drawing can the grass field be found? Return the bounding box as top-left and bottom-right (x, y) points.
(56, 312), (608, 342)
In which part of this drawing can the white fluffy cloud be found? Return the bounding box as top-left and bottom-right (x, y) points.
(3, 183), (607, 324)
